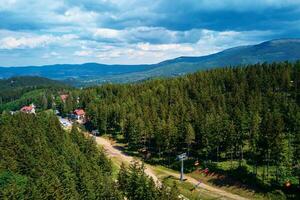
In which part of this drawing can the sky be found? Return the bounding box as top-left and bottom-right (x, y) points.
(0, 0), (299, 66)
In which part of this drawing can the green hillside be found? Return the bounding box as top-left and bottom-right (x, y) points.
(78, 61), (300, 197)
(0, 76), (68, 103)
(0, 112), (180, 199)
(0, 112), (121, 199)
(0, 76), (70, 112)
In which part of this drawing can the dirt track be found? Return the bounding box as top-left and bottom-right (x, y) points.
(94, 136), (161, 185)
(94, 135), (249, 200)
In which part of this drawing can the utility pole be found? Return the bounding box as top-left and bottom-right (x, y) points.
(177, 153), (187, 181)
(180, 158), (184, 181)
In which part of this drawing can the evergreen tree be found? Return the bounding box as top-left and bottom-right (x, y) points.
(185, 123), (195, 156)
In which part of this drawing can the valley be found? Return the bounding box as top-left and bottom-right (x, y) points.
(1, 1), (300, 199)
(1, 39), (300, 86)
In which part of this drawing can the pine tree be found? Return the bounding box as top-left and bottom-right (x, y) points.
(185, 123), (195, 156)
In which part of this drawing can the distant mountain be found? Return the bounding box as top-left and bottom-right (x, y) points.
(1, 39), (300, 86)
(0, 63), (154, 85)
(160, 38), (300, 66)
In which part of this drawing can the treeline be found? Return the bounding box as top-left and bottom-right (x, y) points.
(0, 112), (179, 199)
(81, 62), (300, 186)
(118, 161), (180, 200)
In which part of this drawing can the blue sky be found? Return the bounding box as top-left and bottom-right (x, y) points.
(0, 0), (299, 66)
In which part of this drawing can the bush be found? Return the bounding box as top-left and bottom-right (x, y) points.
(266, 190), (286, 200)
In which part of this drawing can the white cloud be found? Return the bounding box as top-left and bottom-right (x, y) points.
(137, 43), (193, 52)
(96, 50), (122, 59)
(90, 26), (201, 44)
(93, 28), (121, 39)
(0, 36), (54, 49)
(0, 0), (17, 10)
(0, 26), (271, 65)
(60, 7), (98, 25)
(50, 51), (59, 56)
(195, 29), (272, 54)
(0, 0), (297, 66)
(42, 51), (61, 58)
(74, 50), (93, 56)
(65, 27), (272, 65)
(0, 34), (78, 49)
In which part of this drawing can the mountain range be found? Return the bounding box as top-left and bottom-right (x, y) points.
(1, 38), (300, 86)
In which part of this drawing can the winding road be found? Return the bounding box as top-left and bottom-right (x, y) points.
(94, 135), (249, 200)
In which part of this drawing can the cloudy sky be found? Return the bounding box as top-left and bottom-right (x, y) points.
(0, 0), (299, 66)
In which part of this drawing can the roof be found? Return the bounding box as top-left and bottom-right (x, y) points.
(74, 109), (85, 116)
(21, 106), (33, 112)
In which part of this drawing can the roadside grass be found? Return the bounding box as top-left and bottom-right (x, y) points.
(162, 175), (222, 200)
(150, 161), (269, 199)
(110, 158), (120, 179)
(152, 165), (223, 200)
(149, 163), (270, 200)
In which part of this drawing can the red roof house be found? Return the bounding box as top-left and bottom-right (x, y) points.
(74, 109), (86, 122)
(20, 104), (36, 114)
(74, 109), (85, 116)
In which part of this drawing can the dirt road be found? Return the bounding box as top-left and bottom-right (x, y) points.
(94, 135), (249, 200)
(94, 136), (161, 185)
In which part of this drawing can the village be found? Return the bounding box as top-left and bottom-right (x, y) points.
(14, 93), (87, 130)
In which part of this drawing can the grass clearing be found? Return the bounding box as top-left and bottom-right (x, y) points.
(162, 175), (222, 200)
(151, 165), (225, 200)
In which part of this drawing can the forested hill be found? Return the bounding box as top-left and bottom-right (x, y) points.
(0, 76), (67, 89)
(0, 112), (180, 199)
(0, 76), (69, 110)
(0, 112), (121, 199)
(79, 61), (300, 190)
(1, 39), (300, 86)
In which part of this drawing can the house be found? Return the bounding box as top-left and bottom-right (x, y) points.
(20, 104), (36, 114)
(60, 94), (69, 103)
(74, 109), (85, 121)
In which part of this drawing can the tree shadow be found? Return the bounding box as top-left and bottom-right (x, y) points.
(112, 144), (140, 157)
(204, 165), (271, 195)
